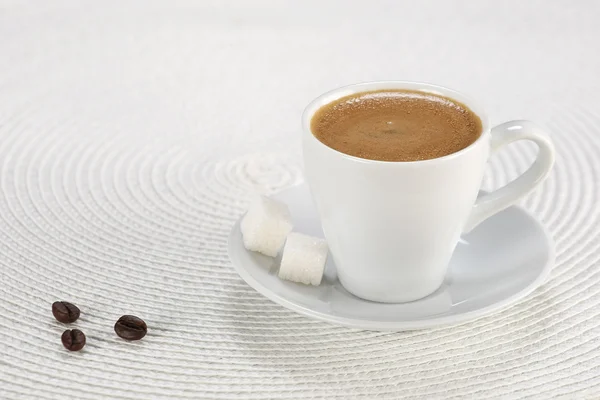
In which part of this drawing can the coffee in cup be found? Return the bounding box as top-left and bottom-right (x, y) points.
(311, 89), (482, 162)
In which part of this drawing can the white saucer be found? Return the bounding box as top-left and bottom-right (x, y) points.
(228, 184), (554, 331)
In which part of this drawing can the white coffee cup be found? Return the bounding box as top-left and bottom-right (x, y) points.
(302, 81), (555, 303)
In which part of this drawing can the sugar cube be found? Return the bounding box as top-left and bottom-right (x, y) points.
(241, 195), (293, 257)
(279, 232), (328, 286)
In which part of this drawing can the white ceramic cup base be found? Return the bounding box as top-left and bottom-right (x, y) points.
(228, 184), (554, 331)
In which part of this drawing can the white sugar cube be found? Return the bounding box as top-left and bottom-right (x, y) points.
(241, 195), (293, 257)
(279, 232), (328, 286)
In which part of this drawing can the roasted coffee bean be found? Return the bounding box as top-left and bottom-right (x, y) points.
(114, 315), (147, 340)
(61, 329), (86, 351)
(52, 301), (80, 323)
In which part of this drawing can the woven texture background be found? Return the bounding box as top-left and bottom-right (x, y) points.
(1, 1), (599, 398)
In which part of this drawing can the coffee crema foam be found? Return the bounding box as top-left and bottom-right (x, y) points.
(310, 89), (482, 162)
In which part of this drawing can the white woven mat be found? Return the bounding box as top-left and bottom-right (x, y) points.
(1, 1), (599, 398)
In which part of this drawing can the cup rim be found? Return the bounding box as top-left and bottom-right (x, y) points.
(302, 80), (490, 165)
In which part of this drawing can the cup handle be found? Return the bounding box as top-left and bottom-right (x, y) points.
(463, 120), (555, 233)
